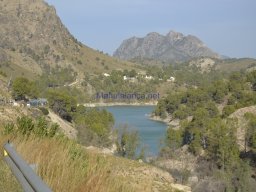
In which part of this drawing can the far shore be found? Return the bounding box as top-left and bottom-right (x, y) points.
(148, 115), (171, 125)
(82, 102), (158, 107)
(82, 102), (173, 126)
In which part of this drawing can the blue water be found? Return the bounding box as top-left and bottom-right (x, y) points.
(102, 106), (168, 157)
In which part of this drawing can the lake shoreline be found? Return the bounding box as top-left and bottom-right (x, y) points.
(148, 115), (171, 126)
(83, 102), (158, 107)
(103, 105), (167, 156)
(83, 102), (172, 126)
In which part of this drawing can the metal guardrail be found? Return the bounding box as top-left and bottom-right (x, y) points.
(3, 143), (52, 192)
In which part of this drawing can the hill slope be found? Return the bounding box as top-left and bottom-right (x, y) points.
(0, 0), (137, 79)
(114, 31), (220, 63)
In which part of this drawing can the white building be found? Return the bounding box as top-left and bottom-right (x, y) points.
(167, 76), (175, 82)
(103, 73), (110, 77)
(145, 75), (154, 80)
(123, 76), (136, 82)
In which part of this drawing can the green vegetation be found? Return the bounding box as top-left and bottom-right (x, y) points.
(2, 116), (59, 138)
(116, 126), (144, 160)
(0, 128), (130, 192)
(10, 74), (115, 148)
(245, 113), (256, 152)
(46, 89), (115, 147)
(0, 70), (7, 77)
(38, 107), (49, 115)
(46, 89), (77, 122)
(38, 66), (77, 88)
(155, 69), (256, 191)
(0, 112), (178, 192)
(155, 70), (256, 119)
(73, 106), (114, 147)
(12, 77), (39, 100)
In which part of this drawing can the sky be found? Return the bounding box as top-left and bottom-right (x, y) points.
(45, 0), (256, 58)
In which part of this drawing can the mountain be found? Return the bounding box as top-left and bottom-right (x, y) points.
(113, 31), (220, 63)
(0, 0), (136, 79)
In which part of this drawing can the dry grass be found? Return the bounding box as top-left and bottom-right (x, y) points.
(0, 134), (135, 192)
(0, 134), (22, 192)
(0, 131), (181, 192)
(0, 157), (22, 192)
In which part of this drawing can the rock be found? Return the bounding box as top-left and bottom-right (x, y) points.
(189, 58), (216, 73)
(188, 176), (199, 185)
(113, 30), (219, 63)
(171, 183), (192, 192)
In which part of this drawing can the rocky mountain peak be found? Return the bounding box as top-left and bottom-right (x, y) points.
(114, 31), (220, 63)
(145, 32), (161, 38)
(166, 30), (184, 40)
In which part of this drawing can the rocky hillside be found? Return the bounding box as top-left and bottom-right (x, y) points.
(114, 31), (220, 63)
(0, 0), (136, 79)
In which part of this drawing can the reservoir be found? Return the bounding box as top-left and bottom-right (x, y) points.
(102, 105), (168, 157)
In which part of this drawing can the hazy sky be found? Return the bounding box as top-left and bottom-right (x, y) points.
(45, 0), (256, 58)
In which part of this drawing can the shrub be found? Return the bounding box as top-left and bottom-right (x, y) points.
(2, 123), (15, 135)
(34, 117), (48, 137)
(12, 77), (39, 100)
(39, 107), (49, 115)
(48, 123), (59, 138)
(0, 70), (7, 77)
(222, 105), (236, 118)
(16, 116), (35, 136)
(116, 126), (140, 159)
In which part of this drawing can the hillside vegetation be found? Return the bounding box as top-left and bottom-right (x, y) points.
(153, 69), (256, 191)
(0, 73), (191, 191)
(0, 96), (190, 192)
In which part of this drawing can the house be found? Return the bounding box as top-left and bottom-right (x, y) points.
(103, 73), (110, 77)
(145, 75), (154, 80)
(28, 98), (47, 107)
(170, 76), (175, 81)
(13, 102), (20, 107)
(123, 76), (136, 82)
(167, 76), (175, 82)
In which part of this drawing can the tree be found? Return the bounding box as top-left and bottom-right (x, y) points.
(165, 93), (180, 114)
(222, 105), (236, 118)
(154, 99), (167, 119)
(12, 77), (39, 100)
(74, 106), (114, 147)
(207, 120), (240, 170)
(166, 128), (183, 150)
(46, 89), (77, 122)
(205, 101), (219, 118)
(245, 113), (256, 151)
(188, 129), (202, 155)
(128, 69), (137, 77)
(173, 105), (189, 119)
(116, 126), (140, 159)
